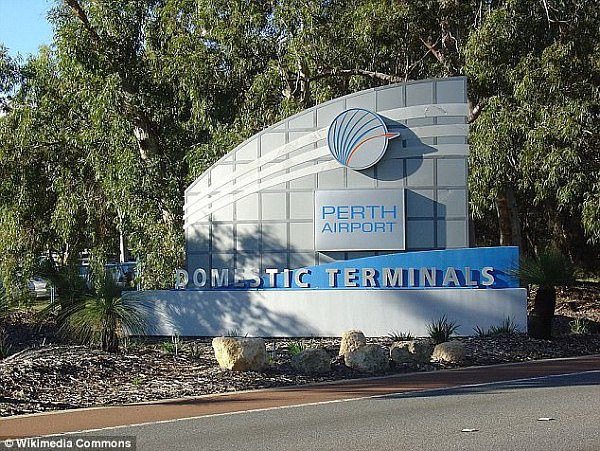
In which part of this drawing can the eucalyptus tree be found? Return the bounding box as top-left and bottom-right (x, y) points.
(465, 0), (600, 266)
(1, 0), (598, 294)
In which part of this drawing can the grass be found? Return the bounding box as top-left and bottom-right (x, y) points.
(387, 330), (414, 341)
(224, 329), (248, 337)
(474, 317), (520, 337)
(569, 318), (589, 335)
(426, 315), (459, 344)
(288, 341), (306, 356)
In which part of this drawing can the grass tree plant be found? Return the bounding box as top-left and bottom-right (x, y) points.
(516, 249), (575, 339)
(56, 273), (149, 353)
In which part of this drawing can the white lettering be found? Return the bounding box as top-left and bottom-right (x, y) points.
(295, 269), (311, 288)
(325, 268), (339, 287)
(265, 268), (279, 287)
(344, 268), (359, 287)
(443, 267), (459, 286)
(193, 268), (207, 288)
(362, 268), (376, 287)
(211, 268), (229, 287)
(482, 266), (495, 286)
(420, 267), (436, 286)
(465, 266), (477, 286)
(383, 267), (403, 287)
(175, 269), (189, 289)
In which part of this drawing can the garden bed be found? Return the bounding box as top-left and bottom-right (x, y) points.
(0, 284), (599, 418)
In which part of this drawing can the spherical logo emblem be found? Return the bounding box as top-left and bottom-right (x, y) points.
(327, 108), (399, 170)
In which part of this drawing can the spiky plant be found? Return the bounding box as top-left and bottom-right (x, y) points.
(515, 249), (574, 339)
(58, 274), (149, 353)
(426, 315), (459, 344)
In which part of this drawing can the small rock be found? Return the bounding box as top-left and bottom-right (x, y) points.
(212, 337), (267, 371)
(291, 348), (331, 374)
(432, 341), (466, 363)
(344, 344), (389, 373)
(390, 340), (434, 364)
(339, 330), (366, 356)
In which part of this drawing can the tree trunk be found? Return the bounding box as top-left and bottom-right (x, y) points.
(528, 286), (556, 339)
(496, 187), (521, 247)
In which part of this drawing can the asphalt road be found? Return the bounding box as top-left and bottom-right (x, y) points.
(57, 370), (599, 451)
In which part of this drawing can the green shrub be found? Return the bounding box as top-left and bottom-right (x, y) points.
(57, 274), (149, 353)
(427, 315), (459, 344)
(388, 330), (414, 341)
(160, 335), (181, 355)
(474, 317), (520, 336)
(288, 341), (305, 356)
(514, 249), (575, 339)
(569, 318), (589, 335)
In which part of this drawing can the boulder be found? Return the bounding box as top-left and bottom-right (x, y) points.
(339, 330), (366, 356)
(291, 348), (331, 374)
(390, 340), (434, 364)
(212, 337), (268, 371)
(344, 344), (389, 373)
(432, 341), (466, 363)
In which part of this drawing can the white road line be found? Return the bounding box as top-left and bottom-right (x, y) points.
(9, 369), (598, 441)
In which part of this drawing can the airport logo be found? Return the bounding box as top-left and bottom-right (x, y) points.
(327, 109), (399, 170)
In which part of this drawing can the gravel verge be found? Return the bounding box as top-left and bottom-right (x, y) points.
(1, 284), (599, 417)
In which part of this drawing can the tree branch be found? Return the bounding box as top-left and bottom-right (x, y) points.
(64, 0), (101, 44)
(468, 99), (487, 124)
(310, 69), (403, 83)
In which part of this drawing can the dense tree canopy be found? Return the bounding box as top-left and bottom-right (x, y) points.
(0, 0), (598, 292)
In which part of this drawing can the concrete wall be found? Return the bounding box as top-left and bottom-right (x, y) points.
(184, 77), (469, 274)
(128, 288), (527, 338)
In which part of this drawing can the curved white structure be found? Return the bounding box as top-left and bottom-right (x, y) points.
(185, 77), (470, 274)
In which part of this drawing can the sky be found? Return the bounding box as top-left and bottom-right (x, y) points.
(0, 0), (54, 59)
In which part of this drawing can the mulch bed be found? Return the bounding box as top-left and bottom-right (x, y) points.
(1, 284), (599, 418)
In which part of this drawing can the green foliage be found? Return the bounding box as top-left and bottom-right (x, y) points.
(57, 273), (149, 352)
(515, 249), (575, 289)
(474, 317), (520, 337)
(160, 334), (180, 355)
(187, 342), (203, 359)
(466, 0), (600, 265)
(427, 315), (459, 345)
(131, 375), (145, 386)
(224, 329), (245, 338)
(569, 318), (589, 335)
(0, 0), (599, 288)
(288, 341), (306, 357)
(388, 330), (414, 342)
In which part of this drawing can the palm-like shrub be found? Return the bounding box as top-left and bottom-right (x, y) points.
(58, 274), (149, 352)
(515, 249), (574, 339)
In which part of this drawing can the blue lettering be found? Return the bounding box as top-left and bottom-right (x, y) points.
(337, 206), (349, 219)
(351, 206), (365, 219)
(382, 205), (397, 219)
(322, 206), (335, 219)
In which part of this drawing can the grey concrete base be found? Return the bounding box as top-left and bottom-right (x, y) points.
(126, 288), (527, 337)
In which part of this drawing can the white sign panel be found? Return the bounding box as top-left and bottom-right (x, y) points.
(314, 189), (405, 251)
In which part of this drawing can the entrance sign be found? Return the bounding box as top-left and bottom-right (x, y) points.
(314, 189), (405, 251)
(134, 77), (528, 337)
(327, 109), (399, 170)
